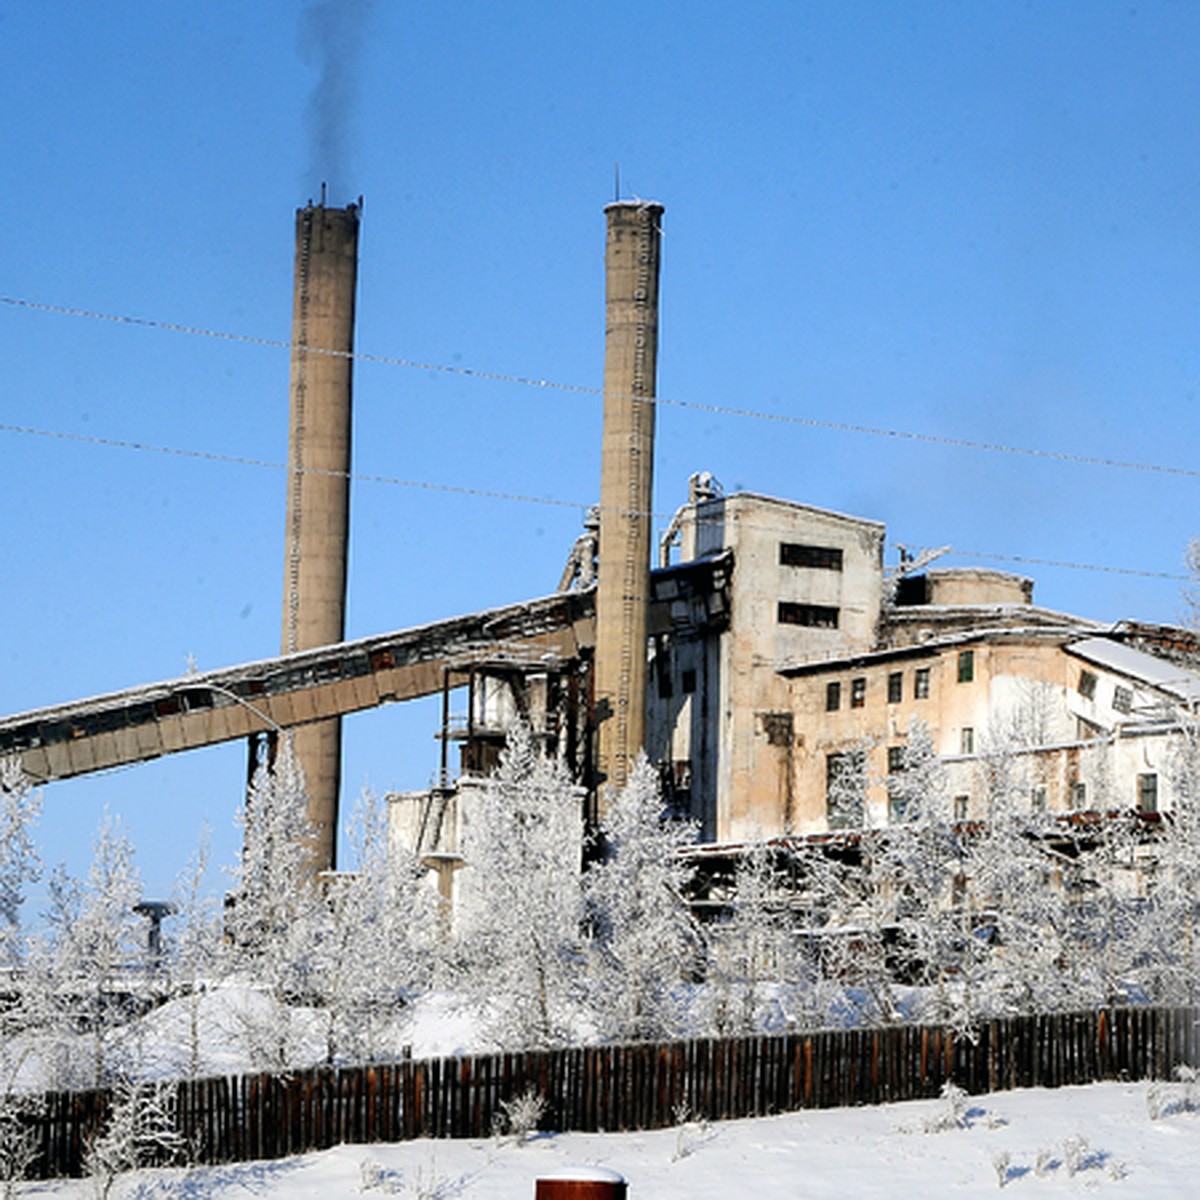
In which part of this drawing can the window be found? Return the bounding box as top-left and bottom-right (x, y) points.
(778, 601), (839, 629)
(957, 650), (975, 683)
(1078, 670), (1097, 700)
(826, 751), (865, 829)
(780, 543), (843, 571)
(1071, 781), (1088, 810)
(1031, 786), (1047, 813)
(888, 796), (909, 824)
(851, 677), (866, 708)
(914, 667), (931, 700)
(825, 681), (841, 712)
(1113, 685), (1133, 714)
(953, 795), (969, 822)
(960, 727), (975, 755)
(1137, 773), (1158, 815)
(887, 671), (903, 703)
(887, 746), (905, 774)
(681, 668), (696, 694)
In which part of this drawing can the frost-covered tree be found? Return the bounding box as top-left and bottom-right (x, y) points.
(225, 738), (327, 1070)
(84, 1074), (184, 1200)
(310, 790), (437, 1064)
(702, 838), (798, 1037)
(0, 758), (40, 972)
(45, 816), (144, 1089)
(455, 725), (585, 1049)
(164, 829), (225, 1079)
(585, 754), (699, 1041)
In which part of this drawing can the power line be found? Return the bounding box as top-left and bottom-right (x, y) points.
(0, 420), (1187, 586)
(4, 293), (1200, 481)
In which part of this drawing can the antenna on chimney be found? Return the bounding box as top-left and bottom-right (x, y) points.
(614, 164), (620, 202)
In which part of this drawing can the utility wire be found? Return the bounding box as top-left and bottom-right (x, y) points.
(3, 294), (1199, 481)
(0, 420), (1187, 585)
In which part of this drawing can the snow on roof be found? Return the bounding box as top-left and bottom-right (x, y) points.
(1068, 636), (1200, 706)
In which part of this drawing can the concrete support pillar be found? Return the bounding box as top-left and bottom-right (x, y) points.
(594, 200), (663, 809)
(281, 201), (360, 874)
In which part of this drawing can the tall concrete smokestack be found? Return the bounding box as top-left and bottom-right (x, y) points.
(594, 200), (663, 807)
(281, 199), (360, 873)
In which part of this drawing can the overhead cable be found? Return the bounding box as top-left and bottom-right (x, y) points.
(3, 294), (1198, 481)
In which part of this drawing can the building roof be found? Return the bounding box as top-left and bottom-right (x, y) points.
(1067, 636), (1200, 707)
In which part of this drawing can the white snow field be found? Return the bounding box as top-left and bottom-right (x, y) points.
(25, 1080), (1200, 1198)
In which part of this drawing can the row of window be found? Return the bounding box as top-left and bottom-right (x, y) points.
(825, 755), (1161, 827)
(1077, 669), (1134, 714)
(823, 652), (978, 713)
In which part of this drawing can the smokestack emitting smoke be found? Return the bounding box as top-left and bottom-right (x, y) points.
(299, 0), (375, 198)
(594, 200), (664, 809)
(282, 200), (360, 875)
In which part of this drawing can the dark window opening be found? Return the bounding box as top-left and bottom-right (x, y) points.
(825, 681), (841, 712)
(780, 543), (843, 571)
(851, 678), (866, 708)
(1113, 686), (1133, 714)
(914, 667), (931, 699)
(778, 602), (839, 628)
(681, 668), (697, 694)
(887, 745), (905, 774)
(954, 795), (969, 821)
(760, 712), (794, 747)
(957, 650), (975, 683)
(1138, 773), (1158, 814)
(1078, 670), (1097, 700)
(887, 671), (903, 704)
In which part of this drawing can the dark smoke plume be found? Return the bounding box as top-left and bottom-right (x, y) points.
(299, 0), (375, 202)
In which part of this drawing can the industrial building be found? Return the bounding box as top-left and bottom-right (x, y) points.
(1, 195), (1196, 897)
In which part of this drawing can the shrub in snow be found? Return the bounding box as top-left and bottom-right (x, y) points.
(990, 1150), (1011, 1188)
(0, 1092), (40, 1199)
(84, 1074), (185, 1200)
(1061, 1134), (1089, 1177)
(492, 1085), (547, 1145)
(921, 1081), (970, 1133)
(670, 1101), (712, 1162)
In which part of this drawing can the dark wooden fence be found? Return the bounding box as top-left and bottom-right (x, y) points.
(22, 1005), (1200, 1179)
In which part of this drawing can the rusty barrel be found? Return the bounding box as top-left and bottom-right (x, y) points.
(535, 1166), (627, 1198)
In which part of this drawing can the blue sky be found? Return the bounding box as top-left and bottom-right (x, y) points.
(2, 1), (1199, 899)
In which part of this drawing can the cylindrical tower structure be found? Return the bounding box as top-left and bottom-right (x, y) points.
(281, 200), (360, 874)
(594, 200), (663, 808)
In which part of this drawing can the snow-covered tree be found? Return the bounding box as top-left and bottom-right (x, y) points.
(455, 725), (586, 1049)
(309, 790), (437, 1064)
(225, 738), (327, 1070)
(585, 754), (699, 1041)
(164, 828), (225, 1079)
(47, 813), (144, 1088)
(702, 838), (797, 1037)
(0, 758), (40, 972)
(84, 1074), (184, 1200)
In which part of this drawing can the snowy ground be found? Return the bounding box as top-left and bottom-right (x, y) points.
(22, 1080), (1200, 1198)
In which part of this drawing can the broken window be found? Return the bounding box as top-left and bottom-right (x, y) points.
(1113, 685), (1133, 714)
(914, 667), (931, 699)
(780, 543), (843, 571)
(1071, 781), (1088, 810)
(778, 601), (839, 628)
(825, 681), (841, 712)
(953, 795), (969, 822)
(887, 746), (905, 773)
(1078, 669), (1097, 700)
(887, 671), (903, 703)
(760, 712), (794, 747)
(851, 677), (866, 708)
